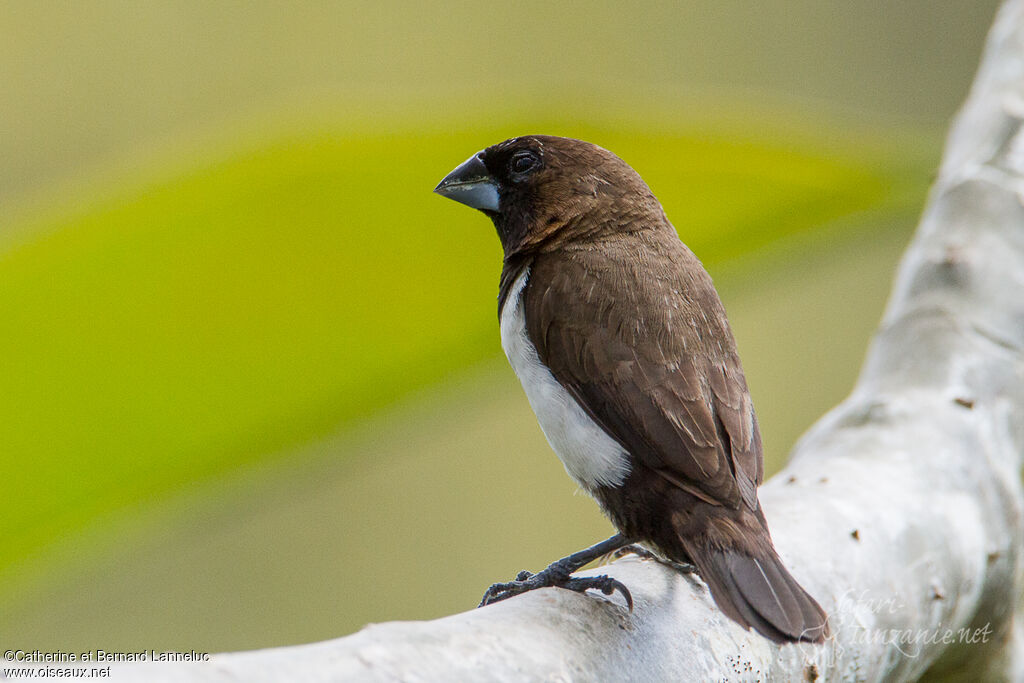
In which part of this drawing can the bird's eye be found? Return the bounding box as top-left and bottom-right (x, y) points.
(509, 151), (540, 178)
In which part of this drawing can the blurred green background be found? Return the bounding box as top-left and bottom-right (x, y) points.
(0, 1), (1000, 652)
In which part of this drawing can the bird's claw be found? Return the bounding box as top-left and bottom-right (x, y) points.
(477, 572), (536, 608)
(612, 544), (696, 575)
(611, 544), (656, 561)
(478, 567), (633, 610)
(566, 575), (633, 610)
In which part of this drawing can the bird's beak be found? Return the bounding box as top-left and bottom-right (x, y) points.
(433, 153), (500, 212)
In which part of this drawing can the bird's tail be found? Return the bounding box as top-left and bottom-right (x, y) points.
(682, 539), (830, 643)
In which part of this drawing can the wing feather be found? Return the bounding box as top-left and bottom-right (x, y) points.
(523, 240), (762, 511)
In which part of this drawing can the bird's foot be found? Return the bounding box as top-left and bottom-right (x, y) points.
(612, 544), (696, 575)
(478, 558), (633, 610)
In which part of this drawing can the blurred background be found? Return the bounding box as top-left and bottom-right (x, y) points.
(0, 0), (1002, 652)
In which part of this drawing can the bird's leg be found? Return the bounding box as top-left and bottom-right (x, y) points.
(478, 533), (634, 609)
(612, 544), (697, 575)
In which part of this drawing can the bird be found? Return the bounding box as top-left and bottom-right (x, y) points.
(433, 135), (829, 644)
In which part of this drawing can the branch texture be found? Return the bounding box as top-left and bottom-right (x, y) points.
(58, 1), (1024, 680)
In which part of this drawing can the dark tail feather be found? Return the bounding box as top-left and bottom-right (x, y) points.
(687, 544), (830, 643)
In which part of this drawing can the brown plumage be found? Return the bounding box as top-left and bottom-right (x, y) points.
(435, 135), (829, 643)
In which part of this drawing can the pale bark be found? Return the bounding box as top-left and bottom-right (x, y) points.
(67, 1), (1024, 680)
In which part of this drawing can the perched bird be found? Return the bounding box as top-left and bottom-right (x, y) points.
(434, 135), (829, 643)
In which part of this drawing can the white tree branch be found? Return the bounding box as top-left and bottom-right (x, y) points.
(40, 1), (1024, 680)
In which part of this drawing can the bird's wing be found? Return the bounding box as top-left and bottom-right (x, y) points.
(524, 243), (762, 510)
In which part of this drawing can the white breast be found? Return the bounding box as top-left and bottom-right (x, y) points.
(499, 268), (631, 492)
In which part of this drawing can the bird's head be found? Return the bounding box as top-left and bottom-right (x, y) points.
(434, 135), (664, 255)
